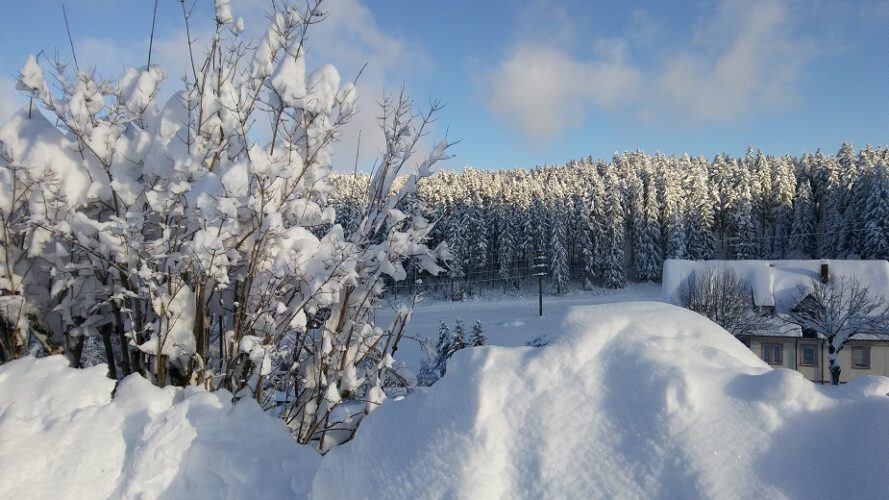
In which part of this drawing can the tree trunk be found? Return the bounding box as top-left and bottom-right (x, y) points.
(100, 325), (118, 380)
(113, 305), (131, 376)
(827, 341), (841, 385)
(71, 335), (85, 368)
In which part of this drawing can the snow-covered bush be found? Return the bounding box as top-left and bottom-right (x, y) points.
(0, 0), (450, 451)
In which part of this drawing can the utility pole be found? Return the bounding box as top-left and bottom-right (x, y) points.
(532, 253), (547, 317)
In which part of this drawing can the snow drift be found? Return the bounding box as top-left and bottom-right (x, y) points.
(315, 302), (889, 499)
(2, 302), (889, 499)
(0, 356), (319, 499)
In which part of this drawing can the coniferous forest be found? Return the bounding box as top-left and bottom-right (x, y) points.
(331, 144), (889, 298)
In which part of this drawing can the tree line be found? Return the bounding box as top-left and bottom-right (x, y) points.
(331, 145), (889, 297)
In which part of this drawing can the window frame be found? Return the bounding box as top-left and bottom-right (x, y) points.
(762, 342), (784, 365)
(799, 343), (818, 367)
(851, 345), (871, 370)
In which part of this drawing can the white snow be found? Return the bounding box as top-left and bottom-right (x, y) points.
(2, 298), (889, 499)
(0, 356), (319, 499)
(317, 302), (889, 499)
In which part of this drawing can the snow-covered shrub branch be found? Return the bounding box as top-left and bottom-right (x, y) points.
(0, 0), (451, 451)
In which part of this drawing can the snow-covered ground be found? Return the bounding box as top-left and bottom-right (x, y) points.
(2, 293), (889, 499)
(376, 283), (663, 371)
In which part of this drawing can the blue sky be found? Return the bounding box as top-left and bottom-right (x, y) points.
(1, 0), (887, 170)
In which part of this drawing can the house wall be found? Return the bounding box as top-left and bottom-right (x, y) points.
(749, 336), (889, 383)
(749, 337), (797, 370)
(837, 341), (889, 383)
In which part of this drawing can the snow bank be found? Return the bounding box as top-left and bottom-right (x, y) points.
(0, 356), (319, 499)
(315, 302), (889, 499)
(3, 302), (889, 499)
(663, 259), (889, 310)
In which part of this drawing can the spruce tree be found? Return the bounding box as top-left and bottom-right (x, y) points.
(863, 162), (889, 259)
(602, 184), (627, 289)
(788, 179), (818, 257)
(449, 319), (468, 356)
(434, 321), (453, 377)
(549, 199), (571, 294)
(470, 320), (486, 347)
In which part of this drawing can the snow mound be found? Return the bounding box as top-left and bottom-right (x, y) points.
(314, 302), (889, 499)
(0, 356), (319, 500)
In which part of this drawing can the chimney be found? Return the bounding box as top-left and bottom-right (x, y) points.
(820, 262), (829, 284)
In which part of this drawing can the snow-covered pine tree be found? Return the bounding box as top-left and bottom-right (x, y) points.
(728, 165), (758, 259)
(863, 162), (889, 259)
(770, 156), (797, 258)
(634, 174), (663, 281)
(751, 149), (775, 258)
(813, 152), (843, 257)
(788, 178), (818, 257)
(602, 177), (627, 289)
(433, 320), (453, 378)
(659, 157), (687, 259)
(549, 198), (570, 295)
(470, 320), (486, 347)
(497, 197), (521, 292)
(684, 156), (716, 260)
(449, 319), (468, 356)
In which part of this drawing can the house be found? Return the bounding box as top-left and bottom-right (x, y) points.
(662, 259), (889, 383)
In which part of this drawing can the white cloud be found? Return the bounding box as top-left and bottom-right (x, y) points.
(649, 0), (816, 123)
(487, 43), (642, 141)
(485, 0), (817, 141)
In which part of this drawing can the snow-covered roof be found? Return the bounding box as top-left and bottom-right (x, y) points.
(662, 259), (889, 312)
(749, 320), (803, 338)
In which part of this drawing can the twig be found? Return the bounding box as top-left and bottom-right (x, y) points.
(62, 5), (79, 71)
(148, 0), (159, 66)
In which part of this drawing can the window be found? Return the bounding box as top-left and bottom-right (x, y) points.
(762, 343), (783, 365)
(800, 344), (817, 367)
(852, 346), (871, 369)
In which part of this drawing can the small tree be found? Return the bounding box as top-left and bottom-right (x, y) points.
(677, 268), (772, 338)
(470, 320), (485, 347)
(784, 277), (889, 384)
(449, 319), (468, 356)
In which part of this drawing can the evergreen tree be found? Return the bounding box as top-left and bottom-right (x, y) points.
(497, 202), (521, 292)
(770, 156), (797, 258)
(788, 179), (817, 257)
(470, 320), (486, 347)
(634, 178), (662, 280)
(602, 184), (627, 289)
(449, 319), (468, 356)
(814, 153), (843, 257)
(549, 199), (570, 294)
(433, 321), (453, 377)
(685, 158), (716, 260)
(659, 158), (687, 259)
(863, 162), (889, 259)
